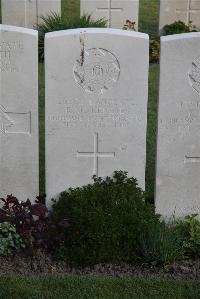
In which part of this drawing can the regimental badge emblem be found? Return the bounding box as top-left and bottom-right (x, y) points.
(73, 48), (120, 94)
(188, 56), (200, 94)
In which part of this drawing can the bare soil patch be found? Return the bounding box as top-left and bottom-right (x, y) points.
(0, 251), (199, 280)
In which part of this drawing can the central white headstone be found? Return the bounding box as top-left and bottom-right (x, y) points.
(0, 25), (39, 201)
(81, 0), (139, 29)
(156, 32), (200, 219)
(2, 0), (61, 29)
(45, 28), (149, 205)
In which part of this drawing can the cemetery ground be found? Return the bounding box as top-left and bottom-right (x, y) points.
(0, 276), (200, 299)
(1, 0), (200, 298)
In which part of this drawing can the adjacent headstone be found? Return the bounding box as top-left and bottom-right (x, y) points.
(156, 32), (200, 219)
(159, 0), (200, 34)
(81, 0), (139, 29)
(2, 0), (61, 29)
(45, 28), (149, 205)
(0, 25), (39, 201)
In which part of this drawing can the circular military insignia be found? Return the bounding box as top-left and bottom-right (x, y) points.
(73, 48), (120, 94)
(188, 56), (200, 94)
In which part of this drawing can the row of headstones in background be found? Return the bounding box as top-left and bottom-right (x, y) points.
(159, 0), (200, 34)
(1, 25), (200, 219)
(2, 0), (61, 29)
(80, 0), (139, 29)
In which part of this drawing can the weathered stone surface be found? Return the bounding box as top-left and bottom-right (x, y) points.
(81, 0), (139, 29)
(159, 0), (200, 33)
(2, 0), (61, 29)
(0, 25), (39, 201)
(45, 28), (149, 206)
(156, 32), (200, 219)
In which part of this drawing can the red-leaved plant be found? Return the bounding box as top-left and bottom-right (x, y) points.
(0, 194), (48, 250)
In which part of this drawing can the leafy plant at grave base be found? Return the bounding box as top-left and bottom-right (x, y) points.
(175, 214), (200, 258)
(37, 12), (107, 61)
(162, 20), (197, 36)
(149, 37), (160, 63)
(0, 194), (48, 251)
(49, 171), (159, 266)
(0, 222), (25, 256)
(138, 221), (184, 265)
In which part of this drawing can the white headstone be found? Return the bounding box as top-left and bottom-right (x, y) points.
(156, 32), (200, 219)
(2, 0), (61, 29)
(45, 28), (149, 205)
(81, 0), (139, 29)
(0, 25), (39, 201)
(159, 0), (200, 34)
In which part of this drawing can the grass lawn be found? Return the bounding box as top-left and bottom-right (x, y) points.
(0, 276), (200, 299)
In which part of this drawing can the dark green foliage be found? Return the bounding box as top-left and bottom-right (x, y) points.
(149, 38), (160, 63)
(0, 222), (25, 256)
(139, 222), (184, 265)
(175, 215), (200, 257)
(50, 171), (158, 265)
(37, 12), (107, 61)
(162, 20), (196, 36)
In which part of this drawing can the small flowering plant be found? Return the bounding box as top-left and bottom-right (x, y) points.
(0, 194), (48, 249)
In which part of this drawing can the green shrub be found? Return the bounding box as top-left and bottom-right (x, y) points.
(175, 215), (200, 257)
(50, 171), (158, 266)
(162, 20), (197, 36)
(0, 222), (25, 256)
(139, 221), (184, 265)
(150, 38), (160, 63)
(37, 13), (107, 61)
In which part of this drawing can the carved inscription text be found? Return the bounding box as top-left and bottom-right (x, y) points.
(47, 98), (138, 130)
(0, 40), (23, 72)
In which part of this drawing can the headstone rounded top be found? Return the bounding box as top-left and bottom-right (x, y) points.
(161, 32), (200, 42)
(45, 28), (149, 40)
(0, 24), (37, 35)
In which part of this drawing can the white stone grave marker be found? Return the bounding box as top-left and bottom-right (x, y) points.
(0, 25), (39, 201)
(156, 32), (200, 219)
(81, 0), (139, 29)
(45, 28), (149, 206)
(159, 0), (200, 34)
(2, 0), (61, 29)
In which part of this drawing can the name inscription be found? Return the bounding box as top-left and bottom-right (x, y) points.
(0, 41), (24, 72)
(47, 98), (139, 129)
(159, 100), (200, 131)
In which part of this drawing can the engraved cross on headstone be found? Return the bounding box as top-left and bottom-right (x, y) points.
(176, 0), (200, 25)
(96, 0), (123, 27)
(77, 132), (115, 176)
